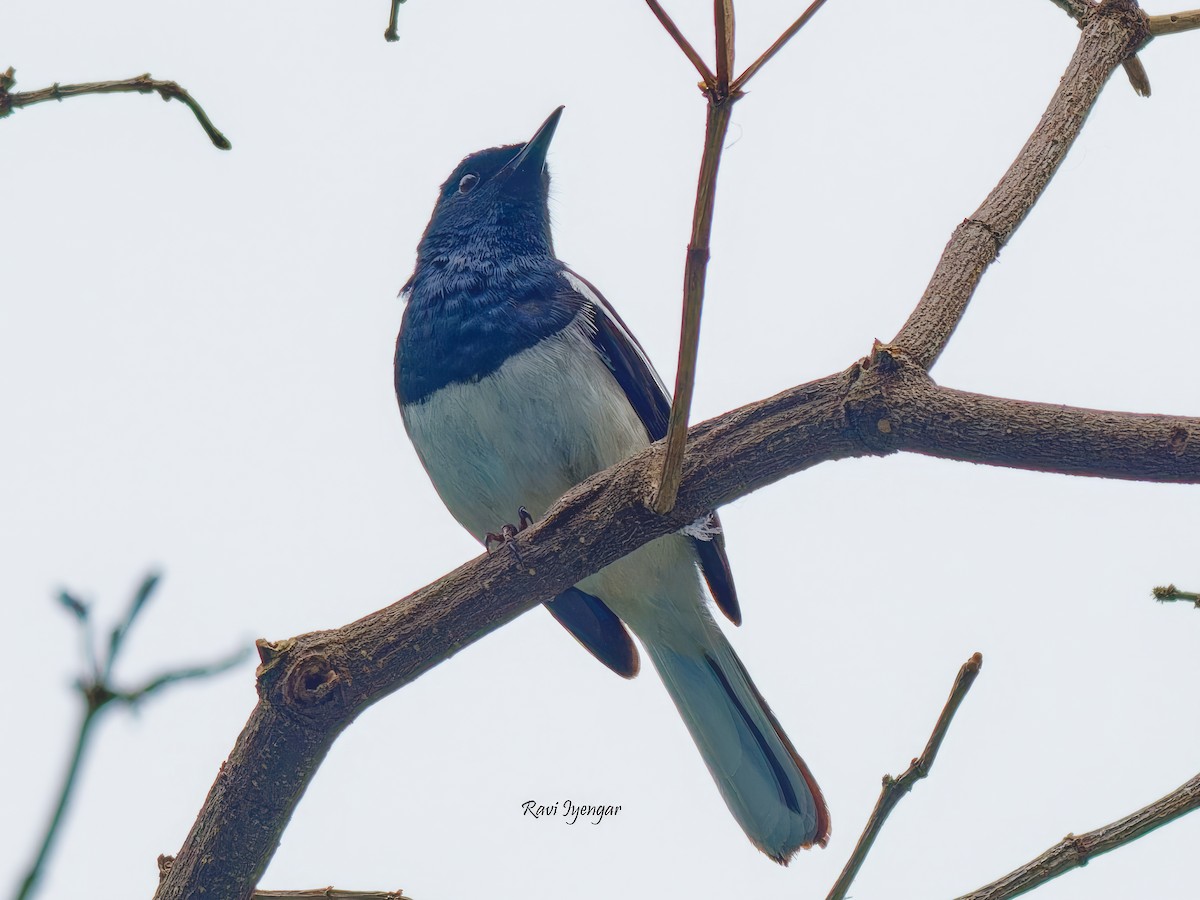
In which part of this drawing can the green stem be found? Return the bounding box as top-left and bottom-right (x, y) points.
(384, 0), (404, 41)
(15, 703), (99, 900)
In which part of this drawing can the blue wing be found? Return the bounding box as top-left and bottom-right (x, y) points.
(561, 268), (741, 626)
(545, 588), (639, 678)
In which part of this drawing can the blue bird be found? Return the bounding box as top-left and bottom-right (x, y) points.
(395, 107), (829, 862)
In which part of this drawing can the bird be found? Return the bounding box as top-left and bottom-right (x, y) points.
(394, 106), (829, 863)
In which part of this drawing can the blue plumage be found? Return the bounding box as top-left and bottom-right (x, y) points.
(394, 107), (829, 861)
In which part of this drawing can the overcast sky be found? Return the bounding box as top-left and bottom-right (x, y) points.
(4, 1), (1200, 898)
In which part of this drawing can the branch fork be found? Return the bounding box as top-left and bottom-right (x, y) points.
(646, 0), (831, 513)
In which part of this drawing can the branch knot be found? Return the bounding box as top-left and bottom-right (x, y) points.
(283, 653), (347, 712)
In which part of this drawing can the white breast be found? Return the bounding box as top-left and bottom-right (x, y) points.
(401, 314), (650, 542)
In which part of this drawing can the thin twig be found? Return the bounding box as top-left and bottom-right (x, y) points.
(15, 575), (247, 900)
(15, 705), (99, 900)
(650, 0), (835, 512)
(0, 69), (230, 149)
(825, 653), (984, 900)
(104, 572), (160, 681)
(158, 857), (411, 900)
(643, 1), (717, 89)
(1148, 8), (1200, 33)
(954, 771), (1200, 900)
(714, 0), (735, 93)
(384, 0), (405, 42)
(730, 0), (832, 93)
(651, 96), (738, 513)
(117, 649), (252, 704)
(1151, 584), (1200, 607)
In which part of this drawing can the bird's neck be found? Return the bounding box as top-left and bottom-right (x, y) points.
(397, 242), (578, 405)
(407, 223), (560, 308)
(416, 219), (554, 273)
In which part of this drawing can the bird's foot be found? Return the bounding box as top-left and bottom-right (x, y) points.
(485, 506), (534, 559)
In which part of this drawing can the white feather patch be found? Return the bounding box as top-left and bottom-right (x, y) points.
(679, 513), (722, 542)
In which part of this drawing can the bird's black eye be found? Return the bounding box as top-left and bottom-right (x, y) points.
(458, 174), (479, 194)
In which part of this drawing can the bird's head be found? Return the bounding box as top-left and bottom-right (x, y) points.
(414, 106), (564, 266)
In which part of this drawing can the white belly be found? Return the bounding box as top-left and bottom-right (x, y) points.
(401, 316), (649, 541)
(401, 314), (712, 644)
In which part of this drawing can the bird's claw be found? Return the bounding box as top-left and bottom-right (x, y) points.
(484, 523), (520, 551)
(485, 507), (535, 559)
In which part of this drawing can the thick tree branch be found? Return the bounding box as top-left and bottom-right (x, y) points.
(0, 68), (230, 149)
(860, 352), (1200, 483)
(154, 350), (1200, 898)
(955, 770), (1200, 900)
(1045, 0), (1094, 19)
(890, 0), (1150, 369)
(1041, 0), (1150, 94)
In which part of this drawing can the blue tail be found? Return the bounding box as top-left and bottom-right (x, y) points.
(643, 626), (829, 862)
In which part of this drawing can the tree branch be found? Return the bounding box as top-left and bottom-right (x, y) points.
(115, 649), (251, 705)
(17, 574), (246, 900)
(255, 892), (409, 899)
(1039, 0), (1150, 94)
(651, 0), (833, 513)
(652, 97), (738, 513)
(1044, 0), (1094, 19)
(17, 703), (99, 900)
(730, 0), (832, 93)
(955, 770), (1200, 900)
(861, 353), (1200, 483)
(714, 0), (735, 93)
(1151, 584), (1200, 607)
(0, 68), (230, 149)
(643, 1), (717, 89)
(891, 0), (1150, 369)
(384, 0), (405, 42)
(154, 348), (1200, 898)
(826, 653), (984, 900)
(158, 857), (412, 900)
(1148, 8), (1200, 33)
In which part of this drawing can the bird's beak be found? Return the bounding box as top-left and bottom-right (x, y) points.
(501, 106), (564, 183)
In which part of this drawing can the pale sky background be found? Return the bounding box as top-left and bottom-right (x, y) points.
(4, 2), (1199, 899)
